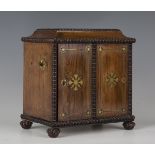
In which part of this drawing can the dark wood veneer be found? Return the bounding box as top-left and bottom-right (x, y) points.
(23, 42), (52, 121)
(21, 29), (136, 138)
(58, 44), (92, 121)
(96, 44), (128, 117)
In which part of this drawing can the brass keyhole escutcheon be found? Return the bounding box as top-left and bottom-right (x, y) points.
(39, 58), (47, 70)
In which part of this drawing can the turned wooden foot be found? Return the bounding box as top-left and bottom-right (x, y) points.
(123, 121), (135, 130)
(20, 120), (33, 129)
(47, 128), (60, 138)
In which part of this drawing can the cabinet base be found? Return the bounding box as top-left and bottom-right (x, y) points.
(20, 114), (135, 138)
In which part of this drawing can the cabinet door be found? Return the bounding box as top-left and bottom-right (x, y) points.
(58, 44), (92, 121)
(96, 44), (128, 118)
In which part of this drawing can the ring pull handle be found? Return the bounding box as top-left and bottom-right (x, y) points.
(61, 79), (68, 86)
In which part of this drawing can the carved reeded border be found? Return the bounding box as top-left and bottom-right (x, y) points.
(128, 44), (132, 115)
(51, 42), (58, 122)
(21, 28), (136, 43)
(21, 114), (135, 128)
(22, 38), (136, 43)
(91, 44), (97, 119)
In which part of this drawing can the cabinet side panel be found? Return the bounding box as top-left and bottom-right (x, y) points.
(96, 44), (128, 117)
(23, 42), (52, 121)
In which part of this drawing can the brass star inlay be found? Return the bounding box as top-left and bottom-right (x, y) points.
(105, 72), (119, 88)
(68, 74), (83, 91)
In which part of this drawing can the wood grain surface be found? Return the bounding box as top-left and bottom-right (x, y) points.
(23, 42), (52, 121)
(58, 44), (92, 121)
(96, 44), (128, 117)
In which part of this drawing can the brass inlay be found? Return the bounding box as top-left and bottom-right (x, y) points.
(105, 72), (119, 88)
(39, 58), (47, 70)
(61, 46), (91, 53)
(86, 111), (91, 116)
(122, 108), (126, 112)
(68, 74), (83, 91)
(86, 46), (91, 52)
(98, 110), (102, 115)
(121, 77), (126, 83)
(122, 47), (126, 51)
(97, 108), (126, 114)
(60, 48), (77, 53)
(62, 113), (65, 117)
(98, 46), (103, 52)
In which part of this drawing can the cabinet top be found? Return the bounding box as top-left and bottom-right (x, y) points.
(21, 29), (136, 43)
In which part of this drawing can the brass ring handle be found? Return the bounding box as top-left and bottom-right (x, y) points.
(39, 58), (47, 70)
(61, 79), (68, 86)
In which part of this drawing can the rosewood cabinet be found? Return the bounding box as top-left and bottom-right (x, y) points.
(20, 29), (136, 138)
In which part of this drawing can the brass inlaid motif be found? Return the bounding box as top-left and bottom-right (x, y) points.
(60, 48), (77, 53)
(85, 46), (91, 52)
(61, 113), (65, 117)
(122, 108), (126, 112)
(121, 77), (126, 83)
(39, 58), (47, 70)
(105, 72), (119, 88)
(86, 111), (91, 116)
(68, 74), (83, 91)
(98, 46), (103, 52)
(122, 47), (126, 52)
(98, 110), (103, 115)
(60, 112), (67, 118)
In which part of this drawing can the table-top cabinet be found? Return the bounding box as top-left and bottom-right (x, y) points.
(20, 29), (136, 138)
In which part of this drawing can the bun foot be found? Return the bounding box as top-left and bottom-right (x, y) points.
(20, 120), (33, 129)
(123, 121), (135, 130)
(47, 128), (60, 138)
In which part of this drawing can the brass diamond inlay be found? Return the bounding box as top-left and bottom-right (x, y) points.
(105, 72), (119, 88)
(68, 74), (83, 91)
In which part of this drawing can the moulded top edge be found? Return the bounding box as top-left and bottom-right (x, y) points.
(21, 28), (136, 43)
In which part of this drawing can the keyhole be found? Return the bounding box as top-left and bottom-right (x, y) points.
(39, 61), (44, 67)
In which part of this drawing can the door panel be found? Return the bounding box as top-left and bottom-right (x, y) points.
(96, 44), (128, 118)
(58, 44), (92, 121)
